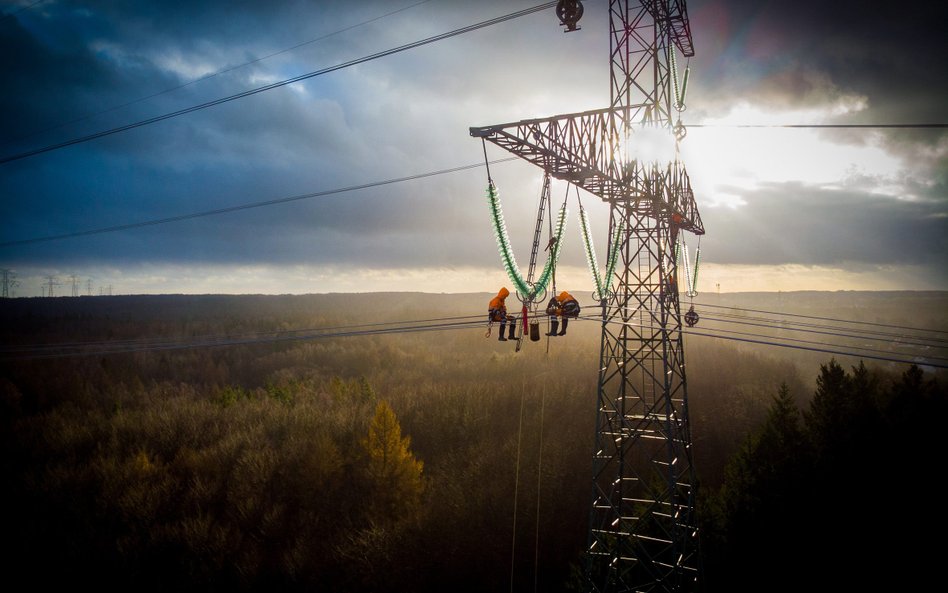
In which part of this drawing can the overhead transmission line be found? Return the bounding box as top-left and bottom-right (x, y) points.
(584, 315), (948, 369)
(0, 314), (488, 360)
(688, 123), (948, 129)
(698, 314), (946, 350)
(679, 321), (948, 363)
(683, 327), (947, 369)
(4, 306), (946, 369)
(10, 0), (432, 143)
(0, 157), (518, 247)
(0, 1), (558, 165)
(0, 0), (44, 21)
(0, 312), (485, 353)
(572, 300), (948, 349)
(574, 299), (948, 342)
(8, 304), (945, 356)
(693, 301), (948, 337)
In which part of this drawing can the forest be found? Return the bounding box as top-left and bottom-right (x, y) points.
(1, 291), (945, 592)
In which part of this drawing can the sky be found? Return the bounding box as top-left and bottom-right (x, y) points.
(1, 0), (946, 297)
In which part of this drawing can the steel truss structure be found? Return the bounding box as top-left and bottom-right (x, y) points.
(470, 1), (703, 591)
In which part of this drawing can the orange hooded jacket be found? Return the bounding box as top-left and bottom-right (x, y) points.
(488, 287), (510, 321)
(552, 291), (580, 318)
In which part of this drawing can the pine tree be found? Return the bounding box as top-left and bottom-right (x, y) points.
(712, 383), (811, 592)
(362, 399), (424, 520)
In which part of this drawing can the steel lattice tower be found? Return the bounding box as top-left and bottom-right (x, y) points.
(470, 2), (703, 590)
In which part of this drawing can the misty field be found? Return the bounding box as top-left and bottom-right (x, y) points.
(2, 291), (945, 592)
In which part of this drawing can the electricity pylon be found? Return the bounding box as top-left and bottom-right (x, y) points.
(470, 2), (703, 590)
(44, 275), (61, 298)
(1, 269), (18, 298)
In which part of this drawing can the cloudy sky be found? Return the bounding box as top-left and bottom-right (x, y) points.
(1, 0), (945, 296)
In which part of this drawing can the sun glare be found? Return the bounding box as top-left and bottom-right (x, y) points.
(620, 125), (679, 166)
(680, 102), (905, 208)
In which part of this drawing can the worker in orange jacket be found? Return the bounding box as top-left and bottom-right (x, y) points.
(545, 290), (580, 336)
(488, 287), (517, 342)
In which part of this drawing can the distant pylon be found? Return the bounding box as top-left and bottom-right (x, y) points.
(69, 274), (80, 297)
(1, 269), (19, 298)
(44, 274), (61, 297)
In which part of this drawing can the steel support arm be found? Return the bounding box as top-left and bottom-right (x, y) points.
(471, 106), (704, 234)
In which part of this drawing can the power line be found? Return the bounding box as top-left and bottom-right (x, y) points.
(11, 0), (432, 143)
(574, 303), (947, 364)
(683, 320), (948, 363)
(0, 157), (517, 247)
(693, 301), (948, 337)
(577, 299), (947, 348)
(688, 123), (948, 129)
(0, 313), (484, 353)
(699, 314), (945, 350)
(0, 0), (44, 21)
(586, 316), (948, 369)
(5, 305), (945, 368)
(0, 1), (558, 165)
(0, 315), (487, 360)
(683, 328), (948, 369)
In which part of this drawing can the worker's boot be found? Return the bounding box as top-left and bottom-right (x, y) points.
(546, 318), (559, 336)
(498, 324), (507, 341)
(507, 322), (516, 340)
(558, 318), (568, 336)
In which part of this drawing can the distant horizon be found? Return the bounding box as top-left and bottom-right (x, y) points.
(5, 261), (946, 299)
(6, 287), (948, 298)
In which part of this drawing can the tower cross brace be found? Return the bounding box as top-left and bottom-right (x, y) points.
(470, 2), (703, 591)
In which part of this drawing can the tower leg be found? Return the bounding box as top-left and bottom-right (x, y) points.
(585, 200), (698, 592)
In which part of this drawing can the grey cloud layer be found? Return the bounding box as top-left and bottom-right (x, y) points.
(0, 0), (945, 285)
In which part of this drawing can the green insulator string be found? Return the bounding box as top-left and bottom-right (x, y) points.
(675, 235), (682, 273)
(579, 202), (623, 299)
(678, 235), (701, 298)
(532, 204), (568, 297)
(680, 64), (690, 109)
(579, 207), (604, 298)
(487, 183), (566, 300)
(690, 241), (701, 297)
(682, 237), (694, 296)
(669, 46), (689, 111)
(603, 220), (623, 294)
(487, 183), (531, 297)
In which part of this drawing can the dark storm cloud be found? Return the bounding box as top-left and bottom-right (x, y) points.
(689, 0), (948, 141)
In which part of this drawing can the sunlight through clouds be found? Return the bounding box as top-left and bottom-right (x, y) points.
(682, 102), (907, 206)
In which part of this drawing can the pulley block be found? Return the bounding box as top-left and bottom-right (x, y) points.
(684, 305), (699, 327)
(556, 0), (584, 32)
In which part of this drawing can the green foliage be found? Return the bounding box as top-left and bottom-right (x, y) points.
(265, 381), (294, 404)
(215, 384), (252, 407)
